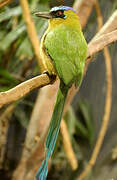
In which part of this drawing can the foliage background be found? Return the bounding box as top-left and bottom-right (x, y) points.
(0, 0), (117, 179)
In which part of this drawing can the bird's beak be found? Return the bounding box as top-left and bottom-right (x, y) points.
(34, 12), (52, 19)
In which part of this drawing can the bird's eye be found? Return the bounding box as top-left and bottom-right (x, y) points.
(51, 10), (66, 19)
(56, 10), (63, 17)
(51, 10), (65, 19)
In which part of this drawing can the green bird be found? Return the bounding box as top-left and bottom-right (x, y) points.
(35, 6), (88, 180)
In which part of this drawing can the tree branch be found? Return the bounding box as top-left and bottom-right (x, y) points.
(87, 29), (117, 58)
(20, 0), (43, 69)
(0, 0), (13, 9)
(60, 119), (78, 170)
(73, 0), (96, 28)
(0, 28), (116, 108)
(77, 1), (112, 179)
(0, 74), (50, 108)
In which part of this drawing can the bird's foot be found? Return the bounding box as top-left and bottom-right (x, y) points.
(43, 71), (56, 84)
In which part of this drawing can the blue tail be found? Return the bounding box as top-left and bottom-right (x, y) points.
(36, 82), (68, 180)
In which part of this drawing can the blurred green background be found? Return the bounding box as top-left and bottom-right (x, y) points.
(0, 0), (117, 179)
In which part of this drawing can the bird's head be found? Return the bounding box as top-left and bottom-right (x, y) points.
(35, 6), (81, 29)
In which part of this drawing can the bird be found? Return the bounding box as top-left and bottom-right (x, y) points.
(35, 6), (88, 180)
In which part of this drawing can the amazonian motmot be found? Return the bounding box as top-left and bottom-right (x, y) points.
(35, 6), (88, 180)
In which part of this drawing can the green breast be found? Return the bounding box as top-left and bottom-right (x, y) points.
(44, 24), (88, 87)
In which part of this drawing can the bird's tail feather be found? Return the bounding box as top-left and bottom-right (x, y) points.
(36, 82), (68, 180)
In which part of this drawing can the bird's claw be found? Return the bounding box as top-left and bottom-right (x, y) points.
(43, 71), (56, 84)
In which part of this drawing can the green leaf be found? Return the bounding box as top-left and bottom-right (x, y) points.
(0, 68), (19, 84)
(0, 30), (7, 40)
(40, 0), (50, 4)
(31, 0), (40, 9)
(0, 86), (12, 91)
(0, 23), (26, 51)
(0, 78), (14, 84)
(16, 37), (33, 59)
(0, 3), (49, 23)
(78, 100), (94, 144)
(16, 20), (47, 59)
(0, 6), (22, 23)
(64, 106), (76, 136)
(75, 119), (89, 138)
(14, 107), (29, 128)
(64, 106), (89, 138)
(65, 101), (94, 144)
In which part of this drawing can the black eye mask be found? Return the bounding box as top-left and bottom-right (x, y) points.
(51, 10), (66, 19)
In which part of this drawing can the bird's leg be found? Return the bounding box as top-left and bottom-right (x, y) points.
(43, 70), (57, 84)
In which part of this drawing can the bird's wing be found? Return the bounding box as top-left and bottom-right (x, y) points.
(44, 25), (87, 86)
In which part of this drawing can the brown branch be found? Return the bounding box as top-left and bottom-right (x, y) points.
(18, 0), (53, 162)
(60, 119), (78, 170)
(0, 29), (116, 107)
(77, 1), (112, 179)
(0, 74), (50, 108)
(0, 1), (116, 109)
(0, 29), (116, 109)
(87, 29), (117, 58)
(95, 0), (103, 29)
(0, 104), (15, 168)
(92, 9), (117, 41)
(20, 0), (43, 70)
(0, 9), (116, 109)
(0, 0), (13, 9)
(12, 130), (48, 180)
(73, 0), (96, 28)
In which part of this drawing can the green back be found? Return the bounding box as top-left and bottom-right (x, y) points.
(44, 25), (88, 87)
